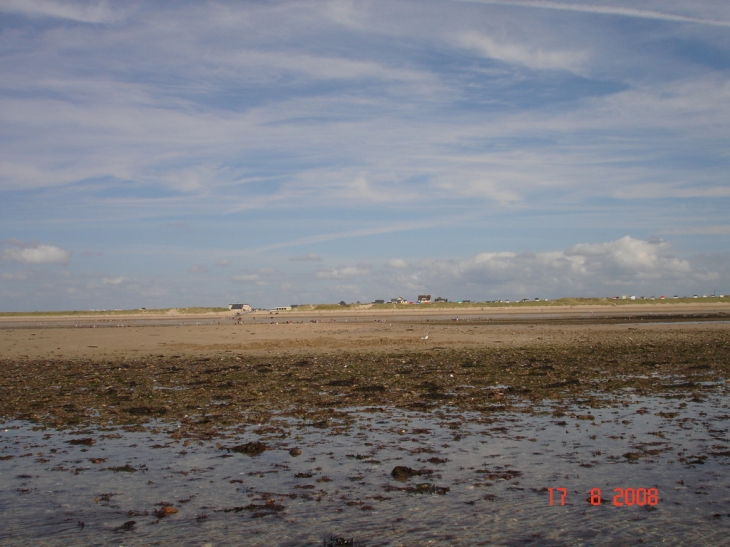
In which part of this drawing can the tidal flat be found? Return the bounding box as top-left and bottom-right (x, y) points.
(1, 315), (730, 545)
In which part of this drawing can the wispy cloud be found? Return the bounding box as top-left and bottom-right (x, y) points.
(231, 268), (273, 285)
(1, 272), (28, 281)
(453, 1), (730, 28)
(1, 1), (728, 310)
(458, 31), (588, 71)
(188, 264), (208, 274)
(251, 222), (442, 252)
(290, 253), (323, 262)
(1, 0), (125, 24)
(231, 274), (261, 283)
(316, 266), (370, 279)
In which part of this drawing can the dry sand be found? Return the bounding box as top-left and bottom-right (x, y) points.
(1, 302), (728, 360)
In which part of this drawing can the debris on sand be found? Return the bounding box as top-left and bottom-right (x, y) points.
(65, 438), (96, 446)
(391, 466), (433, 481)
(323, 534), (366, 547)
(229, 441), (267, 455)
(2, 326), (729, 435)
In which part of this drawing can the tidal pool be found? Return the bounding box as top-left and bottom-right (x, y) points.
(2, 389), (729, 546)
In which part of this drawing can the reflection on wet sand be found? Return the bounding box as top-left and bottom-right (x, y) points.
(2, 389), (730, 546)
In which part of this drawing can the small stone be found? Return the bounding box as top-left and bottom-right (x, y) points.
(230, 441), (267, 455)
(66, 438), (96, 446)
(155, 506), (178, 518)
(289, 448), (302, 457)
(391, 466), (417, 481)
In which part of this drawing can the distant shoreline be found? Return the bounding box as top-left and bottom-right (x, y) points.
(1, 297), (728, 324)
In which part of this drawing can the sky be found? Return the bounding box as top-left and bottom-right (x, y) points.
(1, 0), (729, 310)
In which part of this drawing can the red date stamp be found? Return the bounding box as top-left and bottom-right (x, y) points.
(548, 487), (658, 506)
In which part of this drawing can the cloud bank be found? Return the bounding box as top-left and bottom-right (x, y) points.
(2, 242), (71, 265)
(387, 237), (720, 298)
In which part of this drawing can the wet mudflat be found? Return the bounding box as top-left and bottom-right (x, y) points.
(2, 325), (730, 545)
(2, 391), (730, 546)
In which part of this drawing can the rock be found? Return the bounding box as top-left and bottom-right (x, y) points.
(289, 448), (302, 457)
(391, 466), (417, 481)
(66, 438), (96, 446)
(155, 506), (178, 518)
(230, 441), (267, 455)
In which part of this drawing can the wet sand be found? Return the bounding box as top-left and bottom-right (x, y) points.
(1, 302), (728, 360)
(3, 393), (730, 546)
(2, 305), (730, 545)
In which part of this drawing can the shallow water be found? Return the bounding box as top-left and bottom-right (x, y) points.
(2, 389), (730, 546)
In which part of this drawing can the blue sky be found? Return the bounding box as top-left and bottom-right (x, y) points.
(1, 0), (729, 310)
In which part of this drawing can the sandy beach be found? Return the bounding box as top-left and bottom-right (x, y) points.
(2, 301), (729, 360)
(2, 303), (730, 545)
(1, 301), (729, 427)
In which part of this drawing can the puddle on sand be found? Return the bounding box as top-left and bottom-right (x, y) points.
(2, 390), (730, 546)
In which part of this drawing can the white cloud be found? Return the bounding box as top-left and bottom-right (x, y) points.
(433, 175), (524, 203)
(277, 169), (420, 207)
(231, 274), (260, 282)
(316, 266), (370, 279)
(1, 1), (729, 314)
(458, 31), (588, 71)
(385, 258), (409, 269)
(188, 264), (208, 273)
(231, 268), (272, 285)
(102, 276), (126, 285)
(322, 0), (367, 29)
(399, 237), (718, 296)
(290, 253), (323, 262)
(217, 259), (230, 267)
(0, 272), (27, 281)
(564, 237), (690, 275)
(2, 243), (71, 265)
